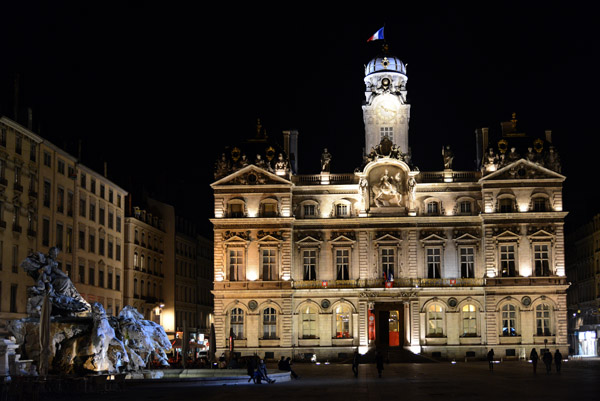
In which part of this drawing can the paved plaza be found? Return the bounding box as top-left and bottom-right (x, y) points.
(32, 357), (599, 401)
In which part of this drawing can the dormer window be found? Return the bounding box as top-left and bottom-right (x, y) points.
(336, 204), (348, 217)
(426, 201), (439, 215)
(459, 200), (472, 214)
(260, 199), (278, 217)
(532, 197), (548, 212)
(304, 204), (316, 217)
(228, 200), (245, 218)
(498, 198), (514, 213)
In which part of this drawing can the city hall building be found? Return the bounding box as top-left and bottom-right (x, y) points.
(210, 45), (569, 361)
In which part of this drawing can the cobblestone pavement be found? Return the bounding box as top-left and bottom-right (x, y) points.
(42, 358), (600, 401)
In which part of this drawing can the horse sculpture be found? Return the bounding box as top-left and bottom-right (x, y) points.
(372, 169), (403, 207)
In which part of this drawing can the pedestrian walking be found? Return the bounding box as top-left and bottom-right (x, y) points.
(529, 348), (539, 373)
(352, 349), (360, 378)
(487, 349), (495, 371)
(375, 350), (384, 378)
(247, 355), (257, 383)
(542, 350), (552, 374)
(554, 349), (562, 374)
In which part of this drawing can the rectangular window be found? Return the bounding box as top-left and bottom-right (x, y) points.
(108, 211), (114, 229)
(108, 240), (113, 259)
(534, 244), (550, 276)
(44, 151), (52, 167)
(99, 207), (105, 225)
(43, 180), (51, 208)
(78, 229), (85, 250)
(79, 196), (86, 217)
(261, 248), (277, 280)
(67, 191), (74, 217)
(381, 247), (395, 280)
(427, 247), (441, 278)
(302, 249), (317, 280)
(500, 245), (516, 277)
(460, 247), (475, 278)
(57, 187), (64, 213)
(460, 201), (472, 214)
(427, 202), (439, 215)
(98, 269), (104, 288)
(116, 243), (121, 261)
(228, 249), (244, 281)
(335, 248), (350, 280)
(12, 245), (18, 273)
(80, 172), (86, 189)
(107, 271), (113, 290)
(116, 272), (121, 291)
(336, 204), (348, 217)
(380, 126), (393, 141)
(57, 159), (65, 175)
(78, 264), (85, 283)
(303, 204), (316, 217)
(88, 233), (95, 253)
(42, 218), (50, 247)
(89, 202), (95, 222)
(10, 284), (17, 313)
(99, 237), (105, 256)
(88, 266), (95, 286)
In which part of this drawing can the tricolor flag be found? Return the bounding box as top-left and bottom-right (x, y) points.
(367, 27), (384, 42)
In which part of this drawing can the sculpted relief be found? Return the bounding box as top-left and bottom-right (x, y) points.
(368, 165), (408, 208)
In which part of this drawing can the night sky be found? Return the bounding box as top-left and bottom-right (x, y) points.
(1, 4), (597, 236)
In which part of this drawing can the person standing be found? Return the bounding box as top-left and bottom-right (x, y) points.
(352, 349), (360, 378)
(530, 348), (539, 373)
(247, 355), (257, 383)
(487, 349), (495, 371)
(375, 350), (384, 378)
(554, 349), (562, 374)
(284, 357), (299, 379)
(542, 350), (552, 374)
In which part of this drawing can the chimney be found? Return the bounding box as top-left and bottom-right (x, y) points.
(545, 130), (552, 143)
(104, 161), (108, 178)
(13, 73), (19, 123)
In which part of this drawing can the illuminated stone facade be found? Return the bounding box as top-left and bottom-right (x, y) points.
(210, 46), (569, 361)
(0, 116), (127, 328)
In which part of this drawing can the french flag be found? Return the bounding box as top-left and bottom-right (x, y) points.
(367, 27), (384, 42)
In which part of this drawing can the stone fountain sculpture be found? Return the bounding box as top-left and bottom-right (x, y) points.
(7, 247), (171, 375)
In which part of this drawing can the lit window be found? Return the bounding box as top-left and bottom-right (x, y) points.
(301, 306), (317, 339)
(228, 248), (244, 281)
(427, 304), (444, 336)
(230, 308), (244, 339)
(380, 126), (393, 141)
(534, 244), (550, 276)
(501, 304), (518, 336)
(263, 308), (277, 339)
(462, 304), (477, 336)
(335, 248), (350, 280)
(302, 249), (317, 280)
(228, 202), (244, 218)
(500, 245), (517, 277)
(261, 248), (277, 280)
(460, 247), (475, 278)
(536, 304), (551, 336)
(335, 305), (351, 338)
(261, 201), (278, 217)
(381, 247), (395, 280)
(533, 197), (548, 212)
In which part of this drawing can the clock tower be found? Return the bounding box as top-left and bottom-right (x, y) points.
(362, 44), (410, 157)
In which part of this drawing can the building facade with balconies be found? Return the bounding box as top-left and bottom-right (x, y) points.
(210, 45), (569, 361)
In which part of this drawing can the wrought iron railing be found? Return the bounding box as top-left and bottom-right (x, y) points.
(292, 277), (486, 289)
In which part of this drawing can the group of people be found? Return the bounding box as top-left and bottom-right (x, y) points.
(488, 348), (563, 374)
(529, 348), (562, 374)
(245, 355), (299, 384)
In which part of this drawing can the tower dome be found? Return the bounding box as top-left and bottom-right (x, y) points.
(365, 44), (406, 77)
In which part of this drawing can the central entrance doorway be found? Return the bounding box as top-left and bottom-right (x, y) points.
(374, 303), (405, 348)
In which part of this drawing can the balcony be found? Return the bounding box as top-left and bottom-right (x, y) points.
(214, 281), (293, 290)
(292, 278), (486, 289)
(486, 277), (567, 286)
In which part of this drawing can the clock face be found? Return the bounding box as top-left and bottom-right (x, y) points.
(376, 104), (397, 122)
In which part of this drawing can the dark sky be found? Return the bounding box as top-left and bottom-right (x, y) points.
(0, 4), (597, 236)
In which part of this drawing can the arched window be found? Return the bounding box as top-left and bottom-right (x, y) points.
(133, 278), (138, 297)
(134, 252), (138, 268)
(427, 304), (444, 336)
(230, 308), (244, 339)
(536, 304), (551, 336)
(263, 307), (277, 339)
(461, 304), (477, 336)
(301, 305), (317, 339)
(501, 304), (518, 336)
(334, 305), (351, 338)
